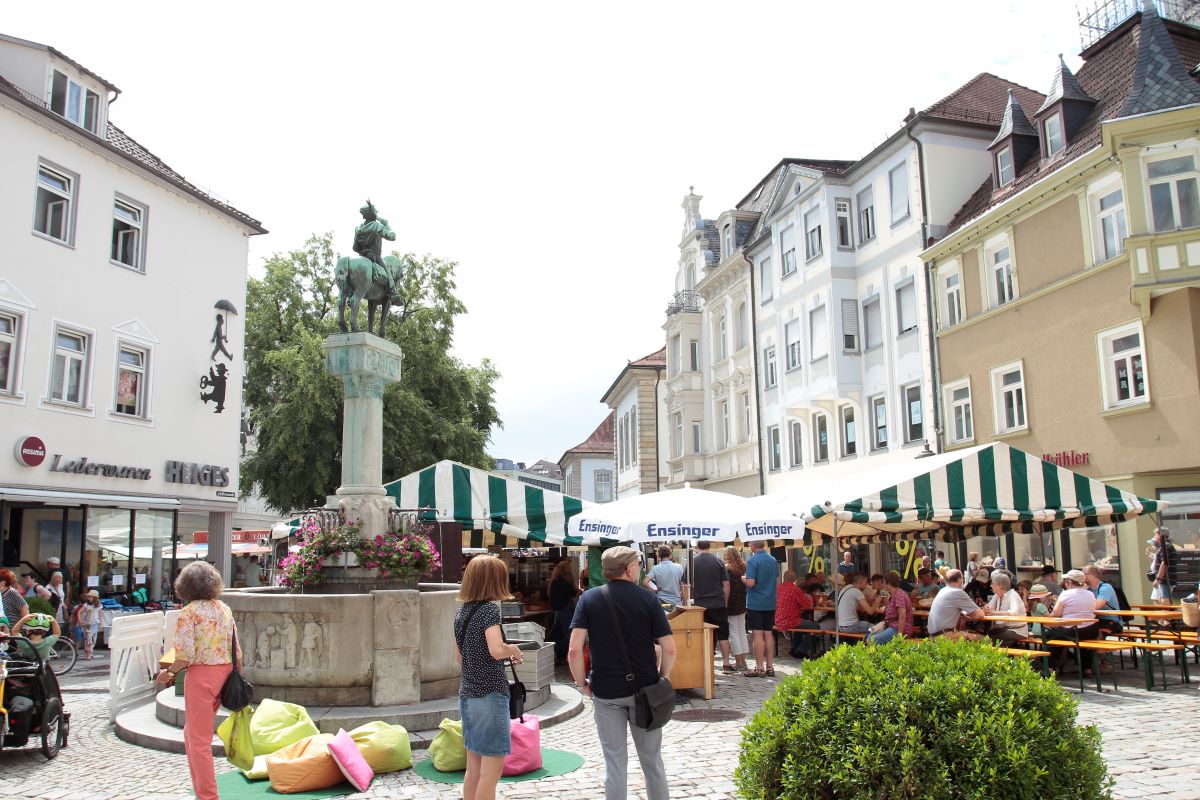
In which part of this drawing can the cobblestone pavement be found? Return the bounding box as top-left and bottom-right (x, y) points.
(0, 657), (1196, 800)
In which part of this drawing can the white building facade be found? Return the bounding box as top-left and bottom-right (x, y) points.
(0, 34), (265, 598)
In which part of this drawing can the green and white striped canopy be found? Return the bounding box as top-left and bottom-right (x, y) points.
(804, 441), (1166, 543)
(390, 460), (619, 548)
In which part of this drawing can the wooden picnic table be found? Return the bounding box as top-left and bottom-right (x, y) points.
(1131, 603), (1181, 610)
(985, 616), (1095, 688)
(1102, 609), (1190, 689)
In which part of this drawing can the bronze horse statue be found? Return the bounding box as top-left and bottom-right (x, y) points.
(335, 254), (404, 336)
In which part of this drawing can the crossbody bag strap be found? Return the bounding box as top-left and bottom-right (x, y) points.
(460, 601), (520, 680)
(601, 584), (639, 696)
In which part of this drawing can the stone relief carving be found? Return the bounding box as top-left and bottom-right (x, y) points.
(236, 612), (328, 671)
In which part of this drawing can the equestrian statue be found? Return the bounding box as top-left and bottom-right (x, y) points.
(336, 200), (405, 336)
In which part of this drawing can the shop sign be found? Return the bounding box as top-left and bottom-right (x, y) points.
(14, 436), (46, 467)
(1042, 450), (1089, 467)
(48, 454), (151, 480)
(193, 530), (265, 544)
(164, 460), (231, 487)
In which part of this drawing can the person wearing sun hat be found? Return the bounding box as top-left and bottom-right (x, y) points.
(1048, 569), (1100, 674)
(78, 589), (102, 660)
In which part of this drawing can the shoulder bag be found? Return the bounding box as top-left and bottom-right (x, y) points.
(220, 625), (254, 711)
(460, 601), (526, 720)
(600, 585), (674, 731)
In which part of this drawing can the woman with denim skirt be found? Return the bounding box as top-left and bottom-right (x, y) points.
(454, 555), (524, 800)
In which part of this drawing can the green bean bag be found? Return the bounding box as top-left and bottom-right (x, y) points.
(349, 721), (412, 773)
(428, 718), (466, 772)
(249, 698), (320, 756)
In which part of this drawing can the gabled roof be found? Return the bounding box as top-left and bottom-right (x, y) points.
(990, 89), (1039, 146)
(560, 412), (616, 463)
(1037, 55), (1096, 114)
(0, 61), (265, 234)
(921, 72), (1046, 127)
(942, 11), (1200, 239)
(0, 33), (120, 94)
(600, 347), (666, 405)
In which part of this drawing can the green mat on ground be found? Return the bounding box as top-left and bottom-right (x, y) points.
(414, 748), (585, 784)
(210, 771), (352, 799)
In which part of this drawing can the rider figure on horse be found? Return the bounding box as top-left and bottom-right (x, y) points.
(352, 200), (397, 297)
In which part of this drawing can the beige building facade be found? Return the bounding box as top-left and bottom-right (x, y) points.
(923, 8), (1200, 602)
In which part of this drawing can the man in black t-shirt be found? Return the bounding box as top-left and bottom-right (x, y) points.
(690, 541), (731, 670)
(569, 546), (675, 800)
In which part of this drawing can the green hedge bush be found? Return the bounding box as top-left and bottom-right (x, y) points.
(735, 638), (1110, 800)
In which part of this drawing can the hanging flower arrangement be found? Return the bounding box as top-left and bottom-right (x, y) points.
(278, 517), (441, 591)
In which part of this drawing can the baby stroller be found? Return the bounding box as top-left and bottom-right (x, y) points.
(0, 636), (70, 759)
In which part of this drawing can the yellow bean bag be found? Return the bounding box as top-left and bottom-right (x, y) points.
(349, 720), (412, 773)
(249, 698), (320, 756)
(266, 733), (343, 793)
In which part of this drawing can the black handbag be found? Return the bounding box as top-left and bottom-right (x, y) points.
(601, 585), (674, 731)
(461, 601), (527, 720)
(220, 626), (254, 711)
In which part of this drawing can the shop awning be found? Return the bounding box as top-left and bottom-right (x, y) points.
(0, 487), (180, 509)
(802, 441), (1167, 543)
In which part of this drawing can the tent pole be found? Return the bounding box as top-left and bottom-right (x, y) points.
(833, 514), (841, 647)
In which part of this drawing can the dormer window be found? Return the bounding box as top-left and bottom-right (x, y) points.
(996, 147), (1015, 187)
(50, 70), (100, 134)
(722, 223), (732, 260)
(1044, 113), (1065, 157)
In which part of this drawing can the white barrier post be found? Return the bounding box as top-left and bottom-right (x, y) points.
(108, 611), (165, 722)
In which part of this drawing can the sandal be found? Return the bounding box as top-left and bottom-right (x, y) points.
(743, 669), (765, 677)
(721, 664), (738, 672)
(765, 668), (776, 677)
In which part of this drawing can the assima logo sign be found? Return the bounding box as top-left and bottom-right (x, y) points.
(15, 436), (47, 467)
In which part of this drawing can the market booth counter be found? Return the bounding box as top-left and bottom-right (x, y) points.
(667, 606), (716, 700)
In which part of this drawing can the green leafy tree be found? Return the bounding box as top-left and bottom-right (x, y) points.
(241, 234), (501, 513)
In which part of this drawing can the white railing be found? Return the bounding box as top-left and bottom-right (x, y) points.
(108, 612), (167, 722)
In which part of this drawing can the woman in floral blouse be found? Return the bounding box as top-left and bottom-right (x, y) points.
(154, 562), (238, 800)
(866, 572), (914, 645)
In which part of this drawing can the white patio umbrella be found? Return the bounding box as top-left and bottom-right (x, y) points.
(566, 486), (804, 544)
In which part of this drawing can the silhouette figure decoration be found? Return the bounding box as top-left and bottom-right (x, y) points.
(200, 363), (228, 413)
(210, 313), (233, 361)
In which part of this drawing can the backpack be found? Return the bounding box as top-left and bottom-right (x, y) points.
(1111, 583), (1131, 611)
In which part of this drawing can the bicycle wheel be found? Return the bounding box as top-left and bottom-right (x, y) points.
(49, 637), (77, 676)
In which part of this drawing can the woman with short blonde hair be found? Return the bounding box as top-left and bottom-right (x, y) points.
(455, 555), (524, 800)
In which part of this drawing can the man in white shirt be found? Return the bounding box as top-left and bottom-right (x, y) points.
(927, 569), (986, 640)
(836, 573), (873, 634)
(983, 571), (1028, 643)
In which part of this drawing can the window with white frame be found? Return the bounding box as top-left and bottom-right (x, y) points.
(722, 223), (733, 259)
(840, 405), (857, 457)
(810, 304), (828, 360)
(992, 361), (1027, 433)
(863, 297), (882, 350)
(0, 311), (20, 395)
(691, 422), (702, 454)
(841, 299), (859, 351)
(1097, 322), (1148, 409)
(990, 244), (1015, 307)
(942, 266), (963, 327)
(594, 470), (612, 502)
(736, 302), (748, 351)
(688, 339), (699, 372)
(804, 207), (822, 260)
(115, 343), (148, 417)
(1043, 113), (1065, 157)
(896, 280), (917, 334)
(944, 379), (973, 444)
(767, 426), (781, 471)
(784, 319), (802, 371)
(50, 326), (89, 407)
(996, 146), (1015, 187)
(685, 265), (696, 291)
(789, 421), (803, 467)
(1147, 154), (1200, 232)
(740, 392), (751, 443)
(50, 71), (100, 134)
(716, 316), (727, 361)
(889, 162), (910, 224)
(34, 164), (74, 243)
(763, 346), (778, 388)
(813, 413), (829, 462)
(670, 335), (681, 377)
(759, 257), (773, 302)
(617, 415), (626, 470)
(857, 186), (876, 243)
(111, 198), (146, 270)
(1095, 187), (1128, 262)
(781, 226), (797, 276)
(902, 383), (923, 443)
(870, 395), (888, 450)
(720, 400), (731, 449)
(672, 412), (683, 458)
(630, 407), (638, 464)
(835, 199), (853, 248)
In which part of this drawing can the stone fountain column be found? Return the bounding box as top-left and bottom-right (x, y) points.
(323, 332), (403, 538)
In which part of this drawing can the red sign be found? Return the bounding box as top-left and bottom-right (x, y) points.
(1043, 450), (1089, 467)
(192, 530), (268, 544)
(15, 436), (46, 467)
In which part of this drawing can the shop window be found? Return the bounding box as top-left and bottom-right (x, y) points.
(870, 395), (887, 450)
(1071, 524), (1120, 589)
(1158, 488), (1200, 565)
(1147, 154), (1200, 232)
(0, 311), (21, 395)
(50, 326), (90, 407)
(34, 163), (75, 243)
(1097, 322), (1148, 409)
(840, 405), (856, 457)
(115, 343), (149, 417)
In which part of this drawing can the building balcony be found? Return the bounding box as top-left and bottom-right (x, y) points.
(1128, 228), (1200, 319)
(666, 289), (701, 315)
(666, 454), (706, 485)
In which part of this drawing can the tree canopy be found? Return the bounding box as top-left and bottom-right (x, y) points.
(241, 234), (501, 513)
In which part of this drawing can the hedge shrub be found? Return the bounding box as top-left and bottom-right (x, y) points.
(735, 638), (1110, 800)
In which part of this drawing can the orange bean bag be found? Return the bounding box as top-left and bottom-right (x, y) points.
(265, 733), (344, 793)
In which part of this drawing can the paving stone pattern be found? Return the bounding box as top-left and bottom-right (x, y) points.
(0, 659), (1196, 800)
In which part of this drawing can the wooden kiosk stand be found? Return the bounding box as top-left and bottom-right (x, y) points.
(666, 606), (716, 699)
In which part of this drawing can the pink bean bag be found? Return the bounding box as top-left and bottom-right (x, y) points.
(502, 715), (542, 776)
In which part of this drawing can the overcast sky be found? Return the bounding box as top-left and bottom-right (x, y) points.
(9, 1), (1087, 466)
